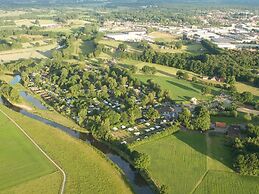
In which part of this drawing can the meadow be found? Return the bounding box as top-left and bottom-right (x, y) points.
(133, 131), (259, 194)
(134, 131), (207, 194)
(0, 105), (133, 194)
(135, 74), (219, 102)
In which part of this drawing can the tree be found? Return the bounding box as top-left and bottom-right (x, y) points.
(178, 108), (192, 129)
(160, 185), (169, 194)
(118, 43), (127, 52)
(243, 113), (252, 121)
(176, 70), (184, 79)
(132, 151), (150, 170)
(145, 107), (159, 121)
(78, 108), (88, 126)
(192, 77), (197, 82)
(193, 106), (211, 131)
(142, 66), (156, 74)
(183, 72), (189, 80)
(94, 118), (110, 140)
(175, 41), (183, 49)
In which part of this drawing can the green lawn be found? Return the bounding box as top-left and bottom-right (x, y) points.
(0, 105), (133, 194)
(134, 131), (207, 194)
(0, 111), (56, 191)
(134, 131), (259, 194)
(135, 74), (219, 102)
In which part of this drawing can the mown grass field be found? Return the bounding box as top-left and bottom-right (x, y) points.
(133, 131), (259, 194)
(135, 74), (219, 102)
(134, 131), (207, 194)
(0, 105), (133, 194)
(0, 111), (57, 192)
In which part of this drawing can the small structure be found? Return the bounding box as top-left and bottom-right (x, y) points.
(215, 122), (227, 128)
(190, 97), (198, 105)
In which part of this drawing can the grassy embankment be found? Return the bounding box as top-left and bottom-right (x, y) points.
(0, 110), (59, 193)
(0, 105), (133, 194)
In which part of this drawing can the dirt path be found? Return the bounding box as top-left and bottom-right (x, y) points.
(0, 108), (66, 194)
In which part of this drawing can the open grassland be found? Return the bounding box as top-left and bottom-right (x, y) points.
(194, 170), (259, 194)
(0, 105), (133, 194)
(134, 131), (259, 194)
(99, 39), (141, 53)
(134, 131), (207, 194)
(0, 111), (57, 191)
(120, 59), (197, 77)
(135, 74), (219, 102)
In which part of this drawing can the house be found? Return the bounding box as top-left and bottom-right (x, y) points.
(215, 122), (227, 128)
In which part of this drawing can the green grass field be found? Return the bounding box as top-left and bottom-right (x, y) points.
(194, 170), (259, 194)
(135, 74), (219, 102)
(133, 131), (259, 194)
(0, 111), (57, 191)
(0, 105), (133, 194)
(135, 131), (207, 194)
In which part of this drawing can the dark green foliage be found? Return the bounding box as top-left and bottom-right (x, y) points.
(142, 65), (157, 74)
(132, 151), (150, 170)
(193, 105), (211, 131)
(233, 124), (259, 176)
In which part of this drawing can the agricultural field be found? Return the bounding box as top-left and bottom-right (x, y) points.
(0, 110), (59, 192)
(148, 31), (178, 42)
(0, 105), (133, 194)
(0, 44), (56, 62)
(134, 131), (259, 194)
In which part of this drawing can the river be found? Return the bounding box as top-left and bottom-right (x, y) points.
(1, 75), (154, 194)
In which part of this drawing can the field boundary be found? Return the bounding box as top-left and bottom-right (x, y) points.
(0, 108), (66, 194)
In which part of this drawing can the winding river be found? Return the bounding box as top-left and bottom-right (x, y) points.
(1, 75), (154, 194)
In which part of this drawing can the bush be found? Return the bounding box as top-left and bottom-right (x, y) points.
(243, 113), (252, 121)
